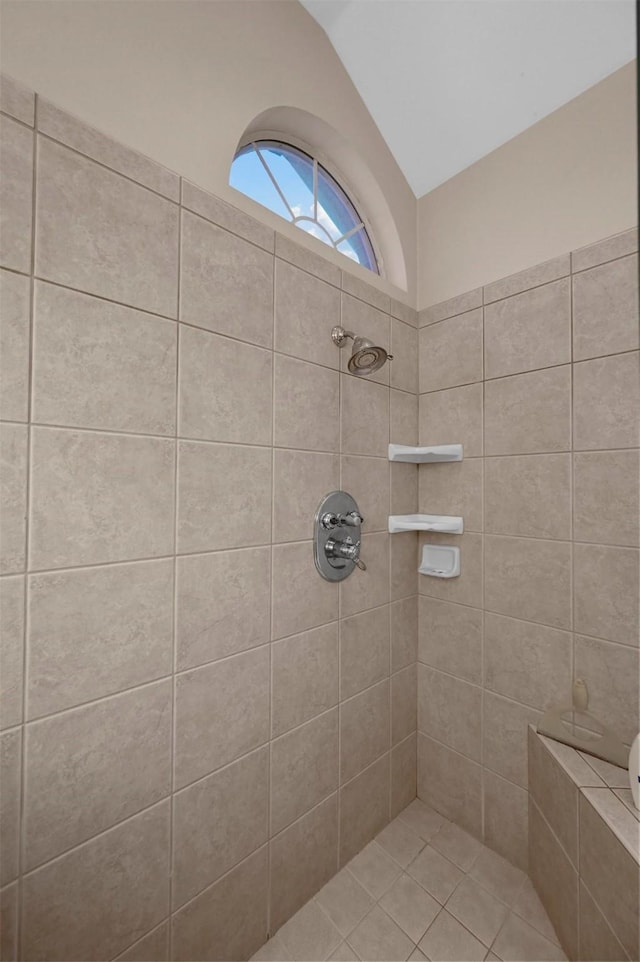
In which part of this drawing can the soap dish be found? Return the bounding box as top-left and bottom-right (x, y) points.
(418, 544), (460, 578)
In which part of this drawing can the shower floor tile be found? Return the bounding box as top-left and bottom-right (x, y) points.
(251, 799), (566, 962)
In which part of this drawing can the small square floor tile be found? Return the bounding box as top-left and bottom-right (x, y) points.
(512, 879), (561, 946)
(418, 909), (486, 961)
(493, 913), (567, 961)
(376, 817), (426, 867)
(469, 848), (526, 907)
(347, 842), (402, 899)
(446, 876), (509, 948)
(278, 900), (342, 961)
(398, 799), (445, 841)
(251, 932), (292, 960)
(328, 942), (360, 961)
(408, 951), (428, 962)
(380, 873), (440, 943)
(348, 906), (415, 962)
(430, 822), (482, 871)
(406, 845), (464, 904)
(316, 867), (374, 937)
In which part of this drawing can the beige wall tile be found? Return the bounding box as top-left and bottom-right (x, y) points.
(341, 532), (390, 617)
(177, 440), (270, 554)
(271, 794), (338, 932)
(418, 666), (481, 760)
(341, 375), (389, 457)
(0, 423), (27, 574)
(574, 543), (639, 647)
(484, 612), (572, 710)
(272, 541), (338, 639)
(172, 746), (268, 909)
(483, 771), (528, 871)
(574, 451), (639, 547)
(483, 692), (540, 789)
(573, 352), (640, 450)
(391, 389), (418, 445)
(180, 209), (273, 346)
(528, 728), (578, 865)
(0, 269), (29, 421)
(419, 310), (483, 393)
(36, 138), (178, 316)
(573, 254), (639, 361)
(174, 647), (269, 789)
(339, 755), (390, 864)
(391, 319), (418, 393)
(419, 382), (483, 456)
(0, 882), (18, 962)
(574, 635), (639, 743)
(30, 428), (174, 569)
(183, 180), (273, 250)
(579, 793), (639, 960)
(33, 282), (177, 435)
(22, 801), (170, 962)
(271, 709), (339, 835)
(340, 295), (390, 386)
(391, 532), (418, 601)
(0, 577), (23, 730)
(417, 734), (482, 838)
(276, 233), (341, 286)
(391, 462), (418, 516)
(418, 532), (483, 609)
(272, 623), (339, 737)
(391, 298), (418, 328)
(28, 560), (173, 719)
(578, 880), (628, 962)
(115, 923), (169, 962)
(485, 536), (571, 628)
(24, 680), (171, 870)
(0, 115), (32, 274)
(39, 99), (180, 201)
(0, 74), (35, 125)
(419, 458), (483, 531)
(275, 260), (340, 369)
(172, 846), (268, 962)
(418, 597), (482, 684)
(176, 547), (270, 671)
(528, 798), (579, 960)
(340, 680), (390, 782)
(572, 228), (638, 272)
(341, 272), (390, 314)
(341, 455), (390, 532)
(274, 450), (339, 543)
(275, 354), (340, 452)
(484, 254), (570, 305)
(485, 278), (571, 379)
(392, 665), (417, 745)
(341, 606), (390, 700)
(391, 596), (418, 673)
(485, 365), (571, 455)
(420, 288), (482, 326)
(0, 729), (21, 886)
(484, 455), (571, 540)
(179, 325), (272, 444)
(391, 733), (417, 818)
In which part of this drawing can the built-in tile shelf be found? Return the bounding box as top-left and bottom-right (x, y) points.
(388, 514), (463, 534)
(418, 544), (460, 578)
(388, 443), (463, 462)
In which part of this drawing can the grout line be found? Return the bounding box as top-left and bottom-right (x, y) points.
(266, 250), (276, 938)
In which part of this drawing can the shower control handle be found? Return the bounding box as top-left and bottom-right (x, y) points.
(325, 538), (361, 563)
(340, 511), (364, 527)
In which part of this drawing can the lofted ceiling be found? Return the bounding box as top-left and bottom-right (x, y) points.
(301, 0), (636, 197)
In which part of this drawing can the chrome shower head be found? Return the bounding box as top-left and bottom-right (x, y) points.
(331, 326), (393, 377)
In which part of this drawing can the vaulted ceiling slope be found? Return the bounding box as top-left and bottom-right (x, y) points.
(301, 0), (636, 197)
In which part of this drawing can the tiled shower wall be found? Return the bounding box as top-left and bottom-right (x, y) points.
(416, 227), (639, 870)
(0, 75), (420, 962)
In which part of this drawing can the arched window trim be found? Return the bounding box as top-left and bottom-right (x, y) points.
(233, 130), (383, 276)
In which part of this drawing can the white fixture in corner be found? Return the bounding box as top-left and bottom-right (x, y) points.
(388, 443), (463, 463)
(388, 514), (463, 534)
(418, 544), (460, 578)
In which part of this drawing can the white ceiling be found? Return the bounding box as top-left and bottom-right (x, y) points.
(301, 0), (636, 197)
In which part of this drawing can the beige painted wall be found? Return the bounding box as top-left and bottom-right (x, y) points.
(417, 62), (638, 308)
(0, 0), (416, 299)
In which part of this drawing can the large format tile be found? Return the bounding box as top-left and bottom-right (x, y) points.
(0, 73), (35, 125)
(484, 454), (571, 540)
(572, 228), (638, 272)
(1, 881), (18, 962)
(341, 455), (390, 533)
(419, 382), (483, 456)
(483, 692), (540, 789)
(274, 450), (340, 542)
(341, 271), (390, 313)
(469, 841), (527, 906)
(115, 923), (169, 962)
(485, 365), (571, 455)
(578, 880), (628, 962)
(275, 354), (340, 451)
(183, 180), (273, 251)
(482, 770), (529, 871)
(172, 746), (268, 909)
(340, 532), (390, 617)
(528, 798), (579, 960)
(391, 596), (418, 673)
(419, 309), (483, 393)
(391, 734), (417, 819)
(484, 536), (571, 629)
(573, 254), (639, 361)
(341, 606), (390, 700)
(418, 597), (482, 684)
(340, 680), (390, 782)
(493, 913), (567, 962)
(0, 269), (30, 421)
(30, 427), (174, 569)
(391, 461), (418, 517)
(33, 282), (177, 435)
(0, 114), (33, 274)
(178, 324), (272, 444)
(391, 318), (418, 394)
(574, 635), (639, 743)
(392, 665), (417, 745)
(177, 440), (271, 553)
(573, 451), (639, 547)
(341, 375), (389, 457)
(418, 666), (481, 761)
(28, 560), (173, 718)
(271, 623), (339, 737)
(484, 278), (571, 379)
(22, 802), (170, 962)
(484, 254), (570, 304)
(275, 260), (340, 368)
(573, 352), (640, 450)
(391, 532), (418, 601)
(23, 680), (171, 870)
(398, 798), (444, 844)
(340, 755), (390, 864)
(573, 543), (639, 647)
(272, 541), (338, 639)
(315, 867), (374, 938)
(446, 875), (509, 948)
(180, 209), (273, 347)
(419, 458), (482, 531)
(391, 389), (418, 446)
(174, 646), (269, 789)
(278, 900), (342, 962)
(36, 138), (179, 316)
(420, 288), (482, 326)
(275, 231), (341, 286)
(0, 729), (21, 886)
(0, 576), (23, 730)
(376, 818), (425, 868)
(528, 727), (579, 865)
(176, 547), (271, 671)
(417, 734), (482, 838)
(0, 423), (27, 574)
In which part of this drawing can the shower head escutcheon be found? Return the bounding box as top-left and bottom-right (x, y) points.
(331, 325), (393, 376)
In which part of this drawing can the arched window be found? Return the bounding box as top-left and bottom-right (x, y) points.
(230, 140), (379, 274)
